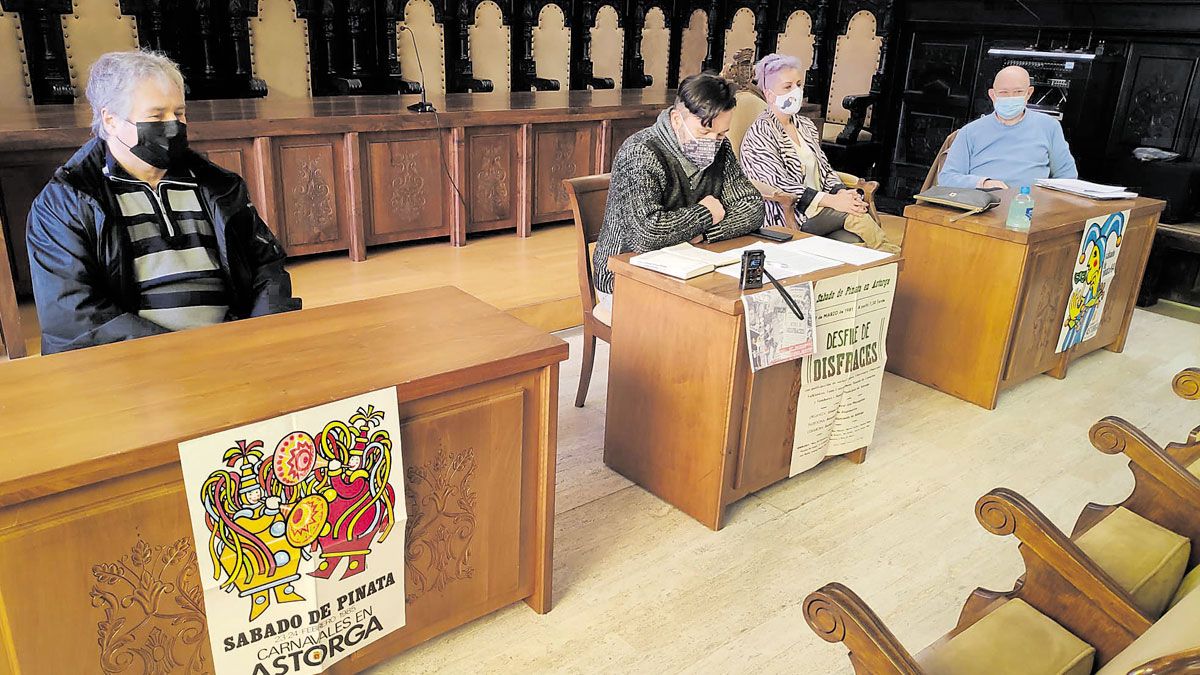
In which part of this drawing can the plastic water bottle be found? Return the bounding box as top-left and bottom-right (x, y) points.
(1006, 186), (1034, 231)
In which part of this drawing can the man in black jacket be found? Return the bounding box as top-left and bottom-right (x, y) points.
(27, 50), (300, 355)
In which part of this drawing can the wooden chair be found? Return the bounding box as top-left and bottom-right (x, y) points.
(562, 174), (612, 408)
(1173, 367), (1200, 402)
(0, 216), (26, 359)
(921, 130), (959, 192)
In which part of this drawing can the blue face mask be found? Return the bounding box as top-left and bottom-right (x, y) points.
(994, 96), (1027, 120)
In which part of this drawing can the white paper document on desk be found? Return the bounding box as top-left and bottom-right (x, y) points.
(715, 242), (840, 280)
(1035, 178), (1138, 200)
(781, 237), (894, 265)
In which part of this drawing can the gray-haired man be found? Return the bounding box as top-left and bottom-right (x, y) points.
(27, 50), (300, 355)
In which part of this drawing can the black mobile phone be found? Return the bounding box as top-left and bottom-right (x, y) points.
(753, 228), (793, 242)
(740, 250), (766, 290)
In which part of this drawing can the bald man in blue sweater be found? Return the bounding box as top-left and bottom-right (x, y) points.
(938, 66), (1078, 190)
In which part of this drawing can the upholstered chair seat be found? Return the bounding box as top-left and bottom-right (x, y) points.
(1075, 506), (1191, 618)
(1096, 579), (1200, 674)
(917, 598), (1095, 675)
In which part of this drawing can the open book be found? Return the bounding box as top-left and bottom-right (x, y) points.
(1035, 178), (1138, 200)
(630, 243), (742, 280)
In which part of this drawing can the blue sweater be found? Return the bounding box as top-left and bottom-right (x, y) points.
(938, 111), (1078, 189)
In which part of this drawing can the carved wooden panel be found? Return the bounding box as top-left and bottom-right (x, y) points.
(641, 6), (669, 90)
(532, 3), (570, 91)
(827, 10), (882, 126)
(1113, 43), (1200, 154)
(465, 126), (519, 233)
(398, 389), (524, 610)
(60, 0), (139, 95)
(399, 0), (448, 98)
(777, 10), (815, 73)
(272, 135), (347, 254)
(895, 109), (959, 167)
(470, 0), (512, 93)
(363, 130), (450, 244)
(533, 123), (598, 223)
(191, 138), (273, 236)
(251, 0), (312, 98)
(605, 115), (654, 169)
(590, 4), (624, 89)
(905, 36), (977, 100)
(0, 149), (74, 296)
(1003, 234), (1079, 384)
(0, 11), (32, 103)
(679, 8), (709, 82)
(724, 7), (758, 63)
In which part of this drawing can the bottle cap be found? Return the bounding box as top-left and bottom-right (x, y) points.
(1020, 186), (1031, 194)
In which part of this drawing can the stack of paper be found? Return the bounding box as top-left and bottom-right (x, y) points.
(779, 237), (894, 265)
(630, 243), (741, 280)
(1035, 178), (1138, 200)
(714, 242), (841, 280)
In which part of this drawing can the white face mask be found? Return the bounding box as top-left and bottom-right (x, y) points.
(772, 87), (804, 115)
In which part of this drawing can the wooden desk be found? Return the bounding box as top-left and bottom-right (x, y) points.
(888, 188), (1164, 409)
(0, 90), (672, 358)
(605, 235), (900, 531)
(0, 287), (567, 674)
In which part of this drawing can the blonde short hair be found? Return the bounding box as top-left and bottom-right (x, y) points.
(86, 50), (185, 140)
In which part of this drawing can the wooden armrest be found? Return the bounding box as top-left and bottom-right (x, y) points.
(749, 179), (800, 230)
(974, 488), (1150, 663)
(1083, 417), (1200, 568)
(804, 583), (924, 675)
(1128, 646), (1200, 675)
(1174, 368), (1200, 400)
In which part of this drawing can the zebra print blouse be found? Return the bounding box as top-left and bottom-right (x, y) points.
(739, 111), (846, 228)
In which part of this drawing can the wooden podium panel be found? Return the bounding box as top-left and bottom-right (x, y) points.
(888, 189), (1164, 409)
(605, 233), (899, 530)
(0, 288), (566, 674)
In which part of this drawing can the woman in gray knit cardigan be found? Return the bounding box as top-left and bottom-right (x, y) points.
(591, 73), (765, 312)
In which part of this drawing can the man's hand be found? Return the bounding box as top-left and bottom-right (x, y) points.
(700, 195), (726, 224)
(978, 178), (1009, 190)
(823, 190), (868, 215)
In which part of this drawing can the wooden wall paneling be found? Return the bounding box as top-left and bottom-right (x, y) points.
(447, 125), (467, 245)
(528, 1), (570, 91)
(1109, 42), (1200, 157)
(0, 9), (32, 104)
(676, 6), (708, 82)
(464, 125), (520, 234)
(398, 0), (448, 98)
(531, 122), (598, 224)
(605, 114), (654, 169)
(251, 136), (282, 240)
(60, 0), (139, 98)
(251, 0), (313, 98)
(191, 138), (265, 220)
(640, 3), (669, 89)
(518, 123), (533, 235)
(469, 0), (512, 93)
(343, 131), (367, 261)
(0, 148), (73, 296)
(270, 134), (351, 256)
(362, 129), (452, 246)
(589, 3), (623, 88)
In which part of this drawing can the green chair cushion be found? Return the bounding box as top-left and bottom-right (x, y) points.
(1075, 506), (1190, 618)
(917, 598), (1095, 675)
(1168, 565), (1200, 610)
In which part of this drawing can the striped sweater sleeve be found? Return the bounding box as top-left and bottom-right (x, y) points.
(613, 142), (713, 252)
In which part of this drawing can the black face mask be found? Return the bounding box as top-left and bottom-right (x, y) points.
(123, 120), (188, 169)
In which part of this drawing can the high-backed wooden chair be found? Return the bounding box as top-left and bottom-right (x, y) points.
(1174, 367), (1200, 402)
(723, 7), (758, 63)
(251, 0), (313, 98)
(0, 12), (32, 104)
(470, 0), (512, 93)
(531, 2), (571, 91)
(399, 0), (448, 97)
(775, 7), (816, 101)
(590, 4), (624, 88)
(0, 215), (25, 359)
(61, 0), (139, 97)
(677, 8), (709, 81)
(563, 175), (612, 408)
(639, 5), (670, 90)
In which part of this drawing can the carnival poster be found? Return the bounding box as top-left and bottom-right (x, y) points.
(743, 281), (816, 372)
(790, 263), (897, 476)
(1057, 210), (1128, 353)
(178, 389), (407, 675)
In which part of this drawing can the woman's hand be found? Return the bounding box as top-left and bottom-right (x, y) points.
(823, 189), (868, 215)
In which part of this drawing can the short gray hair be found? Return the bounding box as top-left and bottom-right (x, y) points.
(754, 53), (805, 92)
(86, 50), (185, 140)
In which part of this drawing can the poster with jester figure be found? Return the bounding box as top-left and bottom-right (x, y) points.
(178, 388), (407, 675)
(1056, 210), (1128, 353)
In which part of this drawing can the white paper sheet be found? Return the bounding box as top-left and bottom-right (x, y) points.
(780, 237), (894, 266)
(715, 243), (841, 280)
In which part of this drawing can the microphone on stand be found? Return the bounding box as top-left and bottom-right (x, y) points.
(398, 25), (436, 113)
